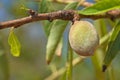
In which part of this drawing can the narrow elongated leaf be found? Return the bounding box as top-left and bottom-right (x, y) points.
(91, 49), (105, 80)
(39, 0), (48, 13)
(79, 0), (120, 15)
(8, 27), (21, 57)
(46, 2), (79, 64)
(39, 0), (50, 36)
(103, 21), (120, 72)
(46, 20), (68, 64)
(39, 0), (55, 36)
(39, 0), (55, 13)
(42, 21), (53, 37)
(64, 2), (79, 10)
(66, 44), (73, 80)
(109, 21), (120, 41)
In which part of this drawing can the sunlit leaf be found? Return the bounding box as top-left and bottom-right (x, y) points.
(79, 0), (120, 15)
(8, 27), (21, 57)
(99, 19), (108, 37)
(103, 21), (120, 72)
(46, 2), (79, 64)
(55, 38), (63, 57)
(91, 49), (105, 80)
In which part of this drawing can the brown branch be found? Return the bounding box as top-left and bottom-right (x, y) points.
(0, 9), (120, 29)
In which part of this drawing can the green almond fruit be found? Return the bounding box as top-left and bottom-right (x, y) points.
(69, 21), (99, 56)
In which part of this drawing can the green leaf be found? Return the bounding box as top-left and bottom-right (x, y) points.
(109, 21), (120, 41)
(79, 0), (120, 15)
(39, 0), (48, 13)
(103, 21), (120, 72)
(99, 19), (108, 37)
(8, 27), (21, 57)
(46, 20), (68, 64)
(66, 45), (73, 80)
(39, 0), (55, 13)
(39, 0), (55, 36)
(46, 2), (79, 64)
(91, 49), (105, 80)
(64, 2), (79, 10)
(41, 21), (53, 37)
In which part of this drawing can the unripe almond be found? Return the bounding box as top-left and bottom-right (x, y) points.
(69, 21), (99, 56)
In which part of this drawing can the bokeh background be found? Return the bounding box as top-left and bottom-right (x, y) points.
(0, 0), (120, 80)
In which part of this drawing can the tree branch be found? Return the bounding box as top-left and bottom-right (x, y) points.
(0, 9), (120, 29)
(45, 57), (85, 80)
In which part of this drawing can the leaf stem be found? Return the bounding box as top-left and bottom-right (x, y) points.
(66, 45), (73, 80)
(45, 57), (84, 80)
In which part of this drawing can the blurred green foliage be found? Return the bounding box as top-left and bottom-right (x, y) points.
(0, 0), (120, 80)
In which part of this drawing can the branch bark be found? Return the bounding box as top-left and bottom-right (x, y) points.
(0, 9), (120, 29)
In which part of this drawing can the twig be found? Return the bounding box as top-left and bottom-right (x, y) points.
(45, 57), (85, 80)
(66, 45), (73, 80)
(0, 9), (120, 29)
